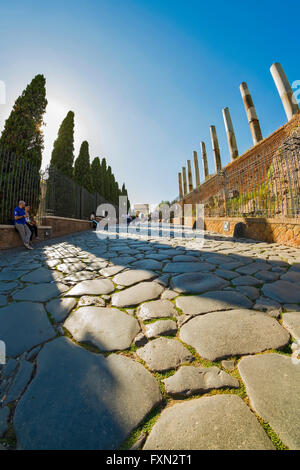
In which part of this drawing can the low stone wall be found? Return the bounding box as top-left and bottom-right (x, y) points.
(0, 216), (93, 250)
(41, 216), (92, 238)
(172, 216), (300, 247)
(0, 225), (52, 250)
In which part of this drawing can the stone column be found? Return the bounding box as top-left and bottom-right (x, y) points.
(178, 172), (183, 200)
(222, 107), (239, 161)
(210, 126), (222, 172)
(193, 151), (200, 187)
(182, 167), (187, 196)
(200, 141), (209, 180)
(240, 82), (263, 145)
(187, 160), (193, 193)
(270, 62), (299, 121)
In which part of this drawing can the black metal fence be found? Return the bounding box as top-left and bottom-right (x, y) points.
(42, 166), (108, 220)
(0, 148), (113, 225)
(0, 148), (41, 225)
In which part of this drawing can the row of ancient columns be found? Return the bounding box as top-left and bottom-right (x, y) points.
(178, 62), (299, 199)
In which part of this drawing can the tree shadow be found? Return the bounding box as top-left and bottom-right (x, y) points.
(0, 224), (297, 449)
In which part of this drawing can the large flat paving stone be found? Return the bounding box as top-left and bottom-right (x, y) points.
(56, 262), (86, 273)
(132, 260), (163, 271)
(111, 282), (164, 307)
(64, 307), (140, 351)
(163, 262), (214, 273)
(4, 360), (34, 404)
(162, 365), (239, 397)
(0, 269), (31, 281)
(21, 268), (63, 284)
(0, 406), (9, 436)
(262, 280), (300, 303)
(144, 394), (274, 450)
(65, 279), (114, 296)
(238, 353), (300, 450)
(0, 281), (18, 294)
(280, 271), (300, 283)
(46, 298), (77, 322)
(13, 283), (68, 302)
(14, 337), (162, 450)
(170, 273), (229, 294)
(180, 309), (290, 361)
(145, 320), (177, 338)
(110, 256), (136, 265)
(282, 312), (300, 340)
(113, 269), (156, 287)
(0, 302), (56, 357)
(64, 271), (95, 282)
(100, 265), (125, 277)
(176, 291), (252, 316)
(137, 299), (177, 321)
(232, 275), (263, 286)
(172, 255), (200, 262)
(0, 295), (7, 307)
(136, 337), (193, 372)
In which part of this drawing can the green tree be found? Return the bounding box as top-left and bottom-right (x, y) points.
(101, 158), (108, 198)
(74, 141), (92, 191)
(106, 165), (112, 201)
(90, 157), (103, 194)
(50, 111), (75, 177)
(0, 74), (47, 168)
(121, 183), (130, 211)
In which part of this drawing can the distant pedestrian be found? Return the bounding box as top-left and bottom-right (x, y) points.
(13, 201), (33, 250)
(90, 213), (98, 230)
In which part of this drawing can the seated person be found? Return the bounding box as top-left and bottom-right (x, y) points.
(13, 201), (33, 250)
(25, 205), (39, 241)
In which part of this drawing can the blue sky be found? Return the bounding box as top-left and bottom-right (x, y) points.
(0, 0), (299, 206)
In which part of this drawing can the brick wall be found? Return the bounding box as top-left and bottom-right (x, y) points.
(183, 113), (300, 217)
(203, 217), (300, 247)
(41, 216), (92, 238)
(171, 216), (300, 247)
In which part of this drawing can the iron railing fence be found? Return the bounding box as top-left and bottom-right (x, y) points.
(43, 166), (111, 220)
(0, 149), (115, 224)
(0, 148), (41, 225)
(181, 131), (300, 219)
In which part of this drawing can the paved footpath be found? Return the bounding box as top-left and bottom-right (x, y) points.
(0, 229), (300, 450)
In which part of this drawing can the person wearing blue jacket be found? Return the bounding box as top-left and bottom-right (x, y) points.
(13, 201), (33, 250)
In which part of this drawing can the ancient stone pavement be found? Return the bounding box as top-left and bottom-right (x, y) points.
(0, 228), (300, 450)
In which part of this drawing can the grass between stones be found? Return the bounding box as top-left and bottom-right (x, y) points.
(0, 423), (17, 448)
(119, 404), (165, 450)
(255, 416), (289, 450)
(143, 316), (178, 325)
(62, 326), (104, 355)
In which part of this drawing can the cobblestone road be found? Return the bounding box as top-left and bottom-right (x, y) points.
(0, 228), (299, 450)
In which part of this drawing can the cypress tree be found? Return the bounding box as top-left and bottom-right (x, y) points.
(106, 165), (112, 201)
(121, 183), (130, 212)
(90, 157), (103, 194)
(0, 74), (47, 168)
(110, 173), (116, 204)
(50, 111), (75, 177)
(101, 158), (108, 198)
(74, 141), (92, 191)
